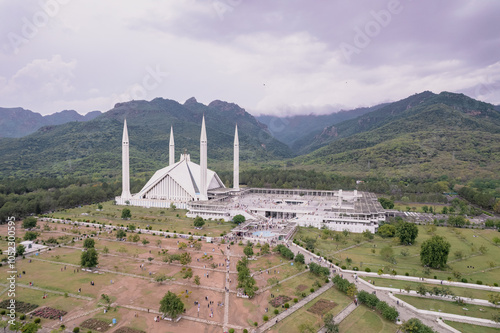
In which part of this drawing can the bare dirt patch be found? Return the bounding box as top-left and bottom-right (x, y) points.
(307, 299), (337, 316)
(80, 318), (111, 332)
(297, 284), (308, 291)
(269, 295), (291, 308)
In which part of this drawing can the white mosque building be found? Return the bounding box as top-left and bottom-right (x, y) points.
(115, 116), (235, 208)
(115, 117), (386, 233)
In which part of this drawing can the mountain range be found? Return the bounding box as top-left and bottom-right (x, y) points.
(0, 91), (499, 181)
(0, 97), (291, 179)
(0, 107), (102, 138)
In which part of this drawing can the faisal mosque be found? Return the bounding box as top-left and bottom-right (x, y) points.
(116, 117), (386, 233)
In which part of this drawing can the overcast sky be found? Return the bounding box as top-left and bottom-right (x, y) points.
(0, 0), (499, 116)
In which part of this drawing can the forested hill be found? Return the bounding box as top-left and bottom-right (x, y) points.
(256, 103), (387, 148)
(0, 107), (102, 138)
(295, 91), (500, 180)
(0, 97), (292, 178)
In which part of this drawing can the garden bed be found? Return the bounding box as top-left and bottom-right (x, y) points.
(0, 300), (38, 313)
(31, 307), (67, 319)
(307, 299), (337, 315)
(80, 318), (111, 332)
(270, 295), (291, 308)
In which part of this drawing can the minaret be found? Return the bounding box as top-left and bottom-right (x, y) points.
(121, 119), (131, 199)
(169, 126), (175, 166)
(233, 124), (239, 190)
(200, 115), (207, 199)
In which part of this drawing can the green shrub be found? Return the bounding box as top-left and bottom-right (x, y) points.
(263, 315), (269, 321)
(310, 288), (314, 293)
(229, 329), (234, 333)
(476, 280), (483, 285)
(494, 283), (498, 287)
(365, 268), (371, 272)
(353, 267), (358, 271)
(34, 318), (41, 323)
(0, 310), (5, 315)
(301, 292), (307, 297)
(341, 265), (346, 269)
(73, 328), (80, 333)
(274, 309), (279, 314)
(20, 314), (26, 320)
(284, 303), (289, 308)
(405, 272), (409, 276)
(254, 321), (258, 326)
(461, 278), (468, 283)
(293, 298), (298, 303)
(243, 330), (248, 333)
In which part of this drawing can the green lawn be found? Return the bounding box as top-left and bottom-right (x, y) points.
(49, 200), (235, 236)
(339, 305), (399, 333)
(365, 276), (500, 301)
(396, 294), (500, 320)
(269, 287), (353, 333)
(444, 320), (500, 333)
(296, 225), (500, 286)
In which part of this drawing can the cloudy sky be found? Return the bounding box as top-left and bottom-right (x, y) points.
(0, 0), (499, 116)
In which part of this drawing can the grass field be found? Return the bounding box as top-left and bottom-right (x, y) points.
(49, 200), (235, 236)
(339, 305), (399, 333)
(396, 294), (500, 320)
(269, 287), (353, 333)
(393, 202), (448, 213)
(365, 276), (500, 301)
(444, 320), (500, 333)
(296, 225), (500, 285)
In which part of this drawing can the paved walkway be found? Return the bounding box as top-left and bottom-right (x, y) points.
(223, 247), (231, 332)
(257, 282), (333, 332)
(317, 303), (357, 333)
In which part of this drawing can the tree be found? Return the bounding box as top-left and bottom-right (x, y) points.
(179, 252), (192, 265)
(142, 239), (150, 246)
(378, 198), (394, 209)
(233, 214), (246, 224)
(16, 244), (25, 257)
(420, 235), (451, 269)
(488, 293), (500, 306)
(377, 224), (396, 238)
(362, 229), (374, 240)
(97, 203), (103, 210)
(83, 238), (95, 249)
(294, 253), (305, 264)
(131, 234), (140, 243)
(400, 318), (435, 333)
(23, 231), (38, 241)
(193, 216), (205, 228)
(159, 291), (184, 320)
(494, 200), (500, 214)
(380, 246), (394, 262)
(81, 248), (99, 268)
(102, 246), (109, 255)
(0, 320), (8, 333)
(121, 208), (131, 219)
(243, 246), (254, 257)
(178, 242), (187, 250)
(155, 274), (168, 284)
(127, 224), (136, 231)
(260, 243), (270, 255)
(23, 217), (37, 229)
(396, 222), (419, 245)
(323, 313), (339, 333)
(116, 229), (126, 239)
(9, 321), (22, 333)
(194, 275), (201, 285)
